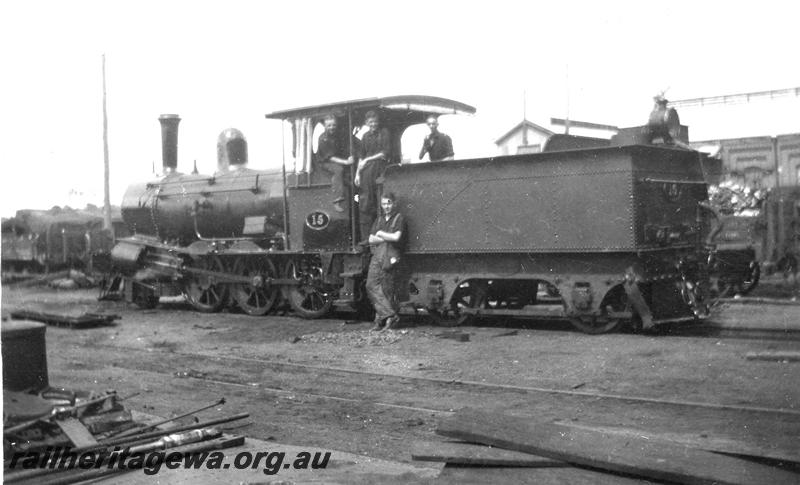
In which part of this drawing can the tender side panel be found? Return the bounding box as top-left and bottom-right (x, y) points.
(385, 151), (635, 253)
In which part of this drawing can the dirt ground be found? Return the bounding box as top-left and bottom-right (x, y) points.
(3, 282), (800, 481)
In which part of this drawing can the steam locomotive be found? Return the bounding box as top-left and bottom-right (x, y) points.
(2, 208), (121, 274)
(110, 95), (713, 333)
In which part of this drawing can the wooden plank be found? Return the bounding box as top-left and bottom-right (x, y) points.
(557, 421), (800, 465)
(435, 331), (470, 342)
(435, 463), (650, 485)
(436, 408), (800, 485)
(56, 418), (98, 448)
(745, 351), (800, 362)
(10, 310), (119, 328)
(412, 440), (565, 467)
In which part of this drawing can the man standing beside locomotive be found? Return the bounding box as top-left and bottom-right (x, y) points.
(355, 110), (392, 240)
(418, 115), (454, 162)
(367, 192), (406, 331)
(315, 115), (356, 213)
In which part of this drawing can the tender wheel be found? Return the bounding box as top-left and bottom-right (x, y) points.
(568, 285), (626, 334)
(451, 280), (488, 326)
(569, 316), (622, 335)
(738, 261), (760, 295)
(284, 259), (333, 319)
(182, 256), (228, 313)
(427, 280), (488, 327)
(231, 257), (279, 316)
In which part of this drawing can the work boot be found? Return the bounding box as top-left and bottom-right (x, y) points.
(383, 315), (399, 330)
(370, 318), (384, 331)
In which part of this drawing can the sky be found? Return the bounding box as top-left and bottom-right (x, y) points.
(1, 0), (798, 217)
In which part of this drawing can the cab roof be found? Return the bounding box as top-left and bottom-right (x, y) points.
(265, 95), (476, 121)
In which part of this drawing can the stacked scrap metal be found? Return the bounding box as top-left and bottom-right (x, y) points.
(2, 317), (248, 484)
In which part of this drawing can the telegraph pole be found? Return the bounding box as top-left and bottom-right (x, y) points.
(564, 64), (571, 135)
(521, 90), (528, 146)
(102, 54), (113, 234)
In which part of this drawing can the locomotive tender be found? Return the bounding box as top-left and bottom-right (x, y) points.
(111, 95), (711, 333)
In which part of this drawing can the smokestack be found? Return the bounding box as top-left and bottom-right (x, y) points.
(158, 114), (181, 174)
(216, 128), (248, 173)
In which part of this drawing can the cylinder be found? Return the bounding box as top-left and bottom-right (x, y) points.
(110, 239), (146, 271)
(159, 114), (181, 173)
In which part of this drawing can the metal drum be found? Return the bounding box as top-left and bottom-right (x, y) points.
(2, 320), (49, 391)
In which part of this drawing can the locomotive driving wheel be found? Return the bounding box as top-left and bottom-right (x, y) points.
(284, 258), (333, 319)
(182, 256), (228, 313)
(231, 257), (279, 316)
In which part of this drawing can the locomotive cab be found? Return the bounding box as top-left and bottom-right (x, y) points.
(265, 95), (476, 253)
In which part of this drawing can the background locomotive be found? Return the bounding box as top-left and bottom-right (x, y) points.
(701, 183), (800, 295)
(110, 95), (712, 333)
(2, 207), (122, 275)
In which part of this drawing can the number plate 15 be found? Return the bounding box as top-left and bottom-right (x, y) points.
(305, 211), (330, 230)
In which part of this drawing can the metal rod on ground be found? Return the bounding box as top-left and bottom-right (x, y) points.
(4, 392), (117, 436)
(51, 435), (243, 485)
(106, 397), (225, 439)
(6, 428), (221, 483)
(118, 391), (142, 401)
(25, 428), (227, 485)
(6, 415), (249, 484)
(83, 412), (250, 452)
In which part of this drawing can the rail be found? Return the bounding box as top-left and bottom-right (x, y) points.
(639, 177), (708, 185)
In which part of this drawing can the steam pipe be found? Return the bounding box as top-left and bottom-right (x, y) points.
(348, 108), (358, 251)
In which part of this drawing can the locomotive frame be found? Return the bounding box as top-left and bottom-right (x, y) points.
(109, 95), (712, 334)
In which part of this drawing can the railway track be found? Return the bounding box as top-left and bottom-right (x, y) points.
(90, 343), (800, 417)
(45, 334), (800, 464)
